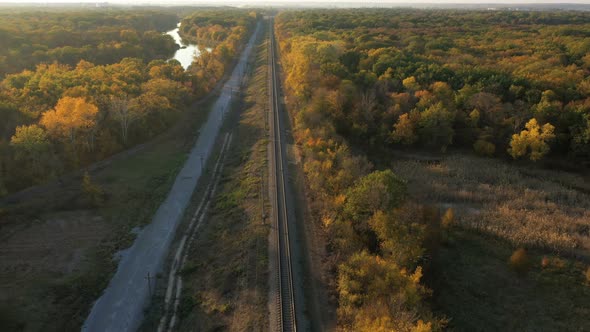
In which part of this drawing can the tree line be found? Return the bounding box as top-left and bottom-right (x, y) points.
(0, 9), (180, 78)
(275, 11), (453, 331)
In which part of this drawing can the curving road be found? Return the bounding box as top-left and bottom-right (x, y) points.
(82, 22), (261, 332)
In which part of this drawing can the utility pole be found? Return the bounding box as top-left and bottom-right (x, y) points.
(196, 153), (204, 172)
(261, 169), (265, 222)
(146, 272), (152, 297)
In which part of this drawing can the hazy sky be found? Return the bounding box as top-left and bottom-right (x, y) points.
(1, 0), (590, 3)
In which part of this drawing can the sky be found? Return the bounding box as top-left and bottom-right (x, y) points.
(1, 0), (590, 3)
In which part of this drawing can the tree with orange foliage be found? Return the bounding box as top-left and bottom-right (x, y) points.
(40, 96), (98, 159)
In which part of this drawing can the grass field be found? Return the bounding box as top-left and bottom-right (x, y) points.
(388, 151), (590, 331)
(0, 90), (216, 331)
(431, 229), (590, 331)
(392, 153), (590, 255)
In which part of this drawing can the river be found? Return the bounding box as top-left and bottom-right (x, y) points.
(165, 23), (210, 70)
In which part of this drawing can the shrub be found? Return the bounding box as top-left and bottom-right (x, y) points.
(508, 248), (531, 275)
(541, 256), (550, 269)
(473, 139), (495, 157)
(82, 171), (104, 206)
(441, 208), (454, 229)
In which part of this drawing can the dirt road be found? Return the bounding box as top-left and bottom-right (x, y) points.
(82, 22), (261, 332)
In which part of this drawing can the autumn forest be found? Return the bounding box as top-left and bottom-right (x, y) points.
(275, 8), (590, 332)
(0, 5), (589, 332)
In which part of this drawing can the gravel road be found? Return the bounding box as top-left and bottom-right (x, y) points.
(82, 22), (261, 332)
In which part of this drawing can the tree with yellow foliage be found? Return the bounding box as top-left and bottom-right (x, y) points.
(392, 112), (420, 145)
(402, 76), (421, 92)
(338, 251), (437, 331)
(508, 118), (555, 161)
(41, 97), (99, 143)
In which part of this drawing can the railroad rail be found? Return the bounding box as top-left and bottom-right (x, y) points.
(269, 17), (297, 332)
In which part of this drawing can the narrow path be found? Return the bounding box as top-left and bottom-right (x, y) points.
(82, 22), (261, 332)
(157, 132), (233, 332)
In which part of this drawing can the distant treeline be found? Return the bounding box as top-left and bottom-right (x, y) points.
(0, 10), (181, 78)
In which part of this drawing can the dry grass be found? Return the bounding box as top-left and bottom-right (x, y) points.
(392, 153), (590, 254)
(431, 228), (590, 331)
(391, 152), (590, 330)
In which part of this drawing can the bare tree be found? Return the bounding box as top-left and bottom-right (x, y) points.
(359, 89), (376, 123)
(110, 96), (139, 145)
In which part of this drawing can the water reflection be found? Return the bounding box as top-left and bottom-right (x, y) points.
(165, 23), (210, 70)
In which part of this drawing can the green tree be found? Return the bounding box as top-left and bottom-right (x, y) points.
(368, 211), (425, 267)
(343, 170), (406, 250)
(418, 102), (455, 151)
(10, 124), (57, 185)
(344, 170), (406, 223)
(533, 90), (562, 124)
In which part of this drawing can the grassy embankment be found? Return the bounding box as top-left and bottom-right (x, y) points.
(388, 152), (590, 331)
(147, 31), (270, 331)
(0, 88), (218, 331)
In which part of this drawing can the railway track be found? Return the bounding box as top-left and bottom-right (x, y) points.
(269, 18), (297, 332)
